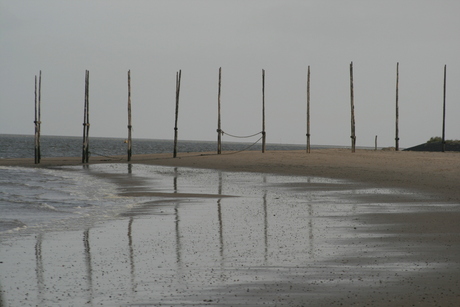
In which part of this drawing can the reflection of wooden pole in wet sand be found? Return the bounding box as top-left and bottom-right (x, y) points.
(35, 233), (44, 303)
(83, 229), (93, 302)
(128, 217), (136, 293)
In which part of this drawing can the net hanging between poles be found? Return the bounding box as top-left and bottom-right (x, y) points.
(220, 130), (262, 139)
(215, 130), (264, 155)
(220, 135), (264, 155)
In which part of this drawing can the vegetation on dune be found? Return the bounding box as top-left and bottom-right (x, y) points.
(427, 137), (460, 144)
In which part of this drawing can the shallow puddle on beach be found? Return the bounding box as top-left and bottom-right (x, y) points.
(1, 164), (459, 306)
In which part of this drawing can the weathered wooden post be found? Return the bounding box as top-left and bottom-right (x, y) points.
(442, 65), (447, 152)
(217, 67), (222, 154)
(306, 66), (311, 153)
(127, 70), (132, 161)
(375, 135), (378, 151)
(349, 62), (356, 153)
(38, 71), (42, 163)
(173, 70), (181, 158)
(395, 62), (400, 151)
(82, 70), (90, 163)
(85, 70), (90, 163)
(34, 75), (38, 163)
(262, 69), (266, 153)
(34, 71), (42, 164)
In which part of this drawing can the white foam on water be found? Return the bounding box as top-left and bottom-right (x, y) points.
(0, 165), (136, 237)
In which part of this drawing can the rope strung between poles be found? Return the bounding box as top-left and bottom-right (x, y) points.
(220, 130), (263, 139)
(87, 151), (125, 161)
(220, 135), (263, 155)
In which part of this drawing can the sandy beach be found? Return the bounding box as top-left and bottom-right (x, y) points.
(1, 149), (460, 306)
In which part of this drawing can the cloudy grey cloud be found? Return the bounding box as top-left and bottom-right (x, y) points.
(1, 0), (459, 148)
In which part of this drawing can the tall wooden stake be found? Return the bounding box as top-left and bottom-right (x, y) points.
(262, 69), (266, 153)
(306, 66), (311, 153)
(38, 71), (42, 163)
(395, 62), (400, 151)
(82, 70), (90, 163)
(442, 65), (447, 152)
(217, 67), (222, 154)
(34, 75), (39, 164)
(127, 70), (132, 161)
(349, 62), (356, 153)
(173, 70), (181, 158)
(34, 74), (40, 164)
(86, 70), (90, 163)
(82, 73), (86, 163)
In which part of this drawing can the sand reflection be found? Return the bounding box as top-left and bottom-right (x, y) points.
(35, 233), (44, 305)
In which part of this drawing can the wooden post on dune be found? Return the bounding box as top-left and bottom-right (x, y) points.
(34, 71), (42, 164)
(395, 62), (400, 151)
(82, 70), (90, 163)
(349, 62), (356, 153)
(173, 70), (182, 158)
(442, 65), (447, 153)
(217, 67), (222, 154)
(262, 69), (266, 153)
(306, 66), (311, 153)
(127, 70), (133, 161)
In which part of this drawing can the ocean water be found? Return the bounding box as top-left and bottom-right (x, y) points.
(0, 134), (309, 159)
(0, 161), (368, 239)
(0, 134), (305, 236)
(0, 164), (125, 234)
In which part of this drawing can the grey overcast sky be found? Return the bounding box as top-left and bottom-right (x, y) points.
(1, 0), (459, 148)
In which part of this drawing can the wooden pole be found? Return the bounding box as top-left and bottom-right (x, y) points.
(127, 70), (132, 161)
(82, 70), (90, 163)
(38, 71), (42, 163)
(306, 66), (311, 153)
(349, 62), (356, 153)
(350, 62), (356, 152)
(442, 64), (447, 152)
(217, 67), (222, 154)
(82, 71), (87, 163)
(173, 70), (181, 158)
(34, 75), (38, 164)
(262, 69), (266, 153)
(375, 135), (377, 151)
(86, 70), (90, 163)
(395, 62), (400, 151)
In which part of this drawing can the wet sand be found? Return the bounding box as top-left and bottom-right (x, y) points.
(1, 149), (460, 306)
(3, 148), (460, 201)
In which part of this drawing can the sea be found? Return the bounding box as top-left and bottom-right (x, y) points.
(0, 134), (313, 159)
(0, 134), (309, 236)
